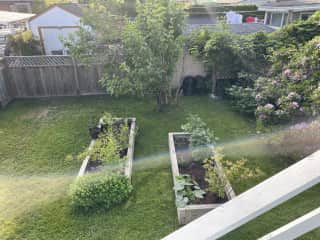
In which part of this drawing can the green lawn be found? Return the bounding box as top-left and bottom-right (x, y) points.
(0, 96), (319, 239)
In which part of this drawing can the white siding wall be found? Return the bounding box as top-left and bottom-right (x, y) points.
(29, 6), (80, 37)
(28, 7), (80, 55)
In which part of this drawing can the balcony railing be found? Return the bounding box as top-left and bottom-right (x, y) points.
(163, 150), (320, 240)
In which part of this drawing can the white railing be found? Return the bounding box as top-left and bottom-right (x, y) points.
(259, 207), (320, 240)
(162, 150), (320, 240)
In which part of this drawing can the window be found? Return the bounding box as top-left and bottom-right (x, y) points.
(270, 13), (283, 27)
(283, 13), (288, 26)
(51, 50), (63, 55)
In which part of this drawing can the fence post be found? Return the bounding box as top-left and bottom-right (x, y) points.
(71, 57), (80, 95)
(0, 58), (11, 108)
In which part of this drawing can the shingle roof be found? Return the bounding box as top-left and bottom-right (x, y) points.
(29, 3), (83, 22)
(58, 3), (83, 17)
(186, 23), (275, 35)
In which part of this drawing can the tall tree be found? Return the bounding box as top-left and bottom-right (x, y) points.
(102, 0), (186, 110)
(67, 0), (185, 110)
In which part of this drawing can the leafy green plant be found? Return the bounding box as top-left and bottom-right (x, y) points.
(226, 85), (257, 115)
(203, 157), (226, 198)
(7, 30), (41, 56)
(181, 114), (216, 161)
(174, 174), (205, 208)
(90, 132), (123, 165)
(117, 119), (129, 150)
(100, 112), (114, 126)
(203, 148), (264, 198)
(70, 173), (133, 211)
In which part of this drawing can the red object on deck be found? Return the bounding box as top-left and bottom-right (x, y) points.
(246, 16), (255, 23)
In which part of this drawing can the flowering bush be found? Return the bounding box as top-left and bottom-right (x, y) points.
(254, 36), (320, 126)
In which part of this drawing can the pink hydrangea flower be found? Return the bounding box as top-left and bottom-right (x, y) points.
(283, 68), (292, 77)
(290, 101), (299, 109)
(265, 103), (274, 110)
(255, 94), (262, 102)
(259, 114), (267, 120)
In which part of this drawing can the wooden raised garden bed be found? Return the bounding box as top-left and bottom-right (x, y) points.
(169, 132), (236, 225)
(78, 117), (136, 180)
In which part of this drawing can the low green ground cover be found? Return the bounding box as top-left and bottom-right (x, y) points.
(0, 96), (318, 239)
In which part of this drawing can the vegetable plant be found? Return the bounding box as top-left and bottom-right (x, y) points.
(181, 114), (216, 161)
(174, 174), (205, 208)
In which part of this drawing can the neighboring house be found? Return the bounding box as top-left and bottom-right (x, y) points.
(28, 3), (82, 55)
(0, 10), (34, 29)
(0, 10), (34, 56)
(259, 0), (320, 28)
(0, 0), (33, 13)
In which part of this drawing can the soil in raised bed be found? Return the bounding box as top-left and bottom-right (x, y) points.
(174, 136), (227, 204)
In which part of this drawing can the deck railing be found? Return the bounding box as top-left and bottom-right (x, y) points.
(162, 150), (320, 240)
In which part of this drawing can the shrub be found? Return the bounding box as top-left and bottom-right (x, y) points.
(226, 85), (257, 115)
(203, 148), (264, 198)
(7, 30), (41, 56)
(70, 173), (133, 211)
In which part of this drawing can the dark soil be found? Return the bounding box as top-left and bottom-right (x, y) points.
(174, 135), (227, 205)
(179, 161), (227, 204)
(86, 160), (102, 173)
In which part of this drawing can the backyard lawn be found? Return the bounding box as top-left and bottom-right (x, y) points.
(0, 96), (319, 239)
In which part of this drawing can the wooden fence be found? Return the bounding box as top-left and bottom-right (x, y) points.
(0, 56), (106, 107)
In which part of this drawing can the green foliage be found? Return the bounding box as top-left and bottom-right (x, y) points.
(101, 0), (186, 110)
(268, 13), (320, 50)
(118, 120), (130, 149)
(181, 114), (215, 161)
(255, 35), (320, 126)
(7, 30), (41, 56)
(226, 85), (257, 115)
(221, 11), (320, 126)
(188, 23), (270, 94)
(91, 132), (124, 165)
(203, 157), (225, 198)
(174, 174), (205, 208)
(80, 112), (130, 166)
(64, 0), (127, 64)
(203, 148), (263, 198)
(70, 173), (133, 211)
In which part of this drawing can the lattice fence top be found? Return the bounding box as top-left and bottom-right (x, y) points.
(5, 55), (74, 67)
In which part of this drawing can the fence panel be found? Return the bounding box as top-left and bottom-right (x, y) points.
(2, 56), (106, 101)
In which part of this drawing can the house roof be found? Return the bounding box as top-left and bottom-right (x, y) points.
(259, 0), (320, 12)
(29, 3), (83, 22)
(58, 3), (83, 17)
(186, 23), (275, 34)
(0, 10), (34, 24)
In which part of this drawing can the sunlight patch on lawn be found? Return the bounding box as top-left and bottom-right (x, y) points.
(0, 174), (73, 238)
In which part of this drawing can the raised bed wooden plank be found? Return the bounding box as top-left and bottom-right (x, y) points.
(168, 132), (236, 225)
(78, 118), (136, 180)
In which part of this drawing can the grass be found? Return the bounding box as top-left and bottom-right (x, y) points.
(0, 96), (319, 239)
